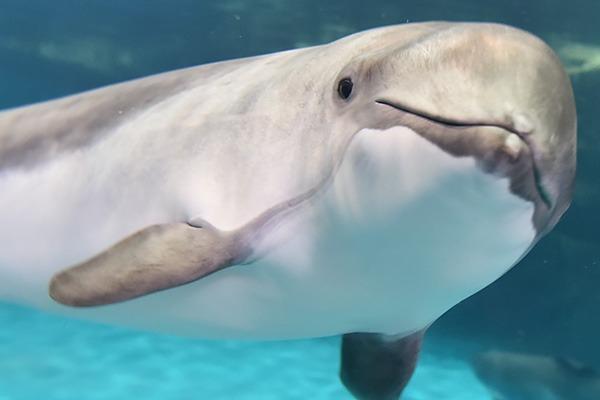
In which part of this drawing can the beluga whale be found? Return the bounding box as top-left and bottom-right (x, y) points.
(472, 350), (600, 400)
(0, 22), (576, 399)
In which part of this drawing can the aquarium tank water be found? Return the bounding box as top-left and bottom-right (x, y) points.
(0, 1), (597, 399)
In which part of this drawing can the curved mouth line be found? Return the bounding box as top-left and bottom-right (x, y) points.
(375, 99), (521, 135)
(375, 98), (553, 209)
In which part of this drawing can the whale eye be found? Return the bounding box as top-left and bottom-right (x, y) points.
(338, 78), (353, 100)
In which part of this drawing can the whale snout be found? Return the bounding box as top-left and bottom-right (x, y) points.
(358, 23), (577, 236)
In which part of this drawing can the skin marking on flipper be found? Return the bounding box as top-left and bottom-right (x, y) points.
(49, 222), (243, 307)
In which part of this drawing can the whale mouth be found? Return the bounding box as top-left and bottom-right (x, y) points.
(375, 99), (521, 134)
(374, 98), (553, 222)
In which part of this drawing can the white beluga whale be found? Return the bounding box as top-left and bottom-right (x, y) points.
(0, 22), (576, 399)
(472, 350), (600, 400)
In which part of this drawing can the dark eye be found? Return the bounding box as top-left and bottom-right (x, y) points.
(338, 78), (353, 100)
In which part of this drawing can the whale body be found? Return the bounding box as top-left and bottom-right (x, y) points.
(0, 22), (576, 398)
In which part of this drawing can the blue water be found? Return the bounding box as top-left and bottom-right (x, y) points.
(0, 303), (489, 400)
(1, 1), (599, 399)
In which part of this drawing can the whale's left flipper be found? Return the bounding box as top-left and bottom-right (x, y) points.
(340, 330), (425, 400)
(48, 180), (317, 308)
(49, 222), (249, 307)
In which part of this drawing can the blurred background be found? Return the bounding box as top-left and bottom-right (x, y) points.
(0, 1), (598, 399)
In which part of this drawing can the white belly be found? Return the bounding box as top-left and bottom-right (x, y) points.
(0, 127), (535, 339)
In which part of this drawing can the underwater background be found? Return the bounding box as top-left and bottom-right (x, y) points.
(0, 1), (598, 399)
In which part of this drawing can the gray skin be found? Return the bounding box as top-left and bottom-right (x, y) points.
(0, 22), (576, 399)
(472, 351), (600, 400)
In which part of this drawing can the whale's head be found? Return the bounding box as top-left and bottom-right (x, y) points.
(330, 22), (576, 238)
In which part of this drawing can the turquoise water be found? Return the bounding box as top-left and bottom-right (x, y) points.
(0, 303), (489, 400)
(1, 1), (599, 399)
